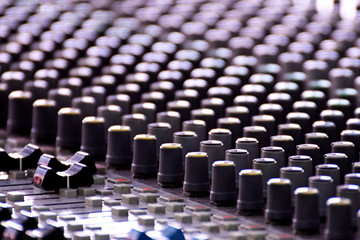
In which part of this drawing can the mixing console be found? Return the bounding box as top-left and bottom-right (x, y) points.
(1, 0), (360, 239)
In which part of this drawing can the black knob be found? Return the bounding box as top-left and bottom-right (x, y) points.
(80, 116), (106, 160)
(56, 108), (82, 154)
(265, 178), (292, 224)
(325, 197), (352, 240)
(31, 99), (57, 144)
(131, 134), (157, 179)
(158, 143), (183, 188)
(183, 152), (209, 197)
(293, 187), (320, 234)
(106, 125), (132, 170)
(237, 169), (263, 215)
(7, 90), (33, 136)
(210, 160), (236, 206)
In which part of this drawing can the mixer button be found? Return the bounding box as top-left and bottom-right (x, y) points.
(201, 222), (220, 234)
(192, 212), (211, 222)
(138, 215), (155, 227)
(229, 231), (247, 240)
(67, 222), (84, 232)
(25, 223), (65, 240)
(174, 213), (192, 224)
(147, 203), (165, 214)
(72, 231), (91, 240)
(134, 187), (158, 193)
(39, 211), (57, 222)
(104, 199), (121, 207)
(129, 209), (147, 216)
(111, 206), (128, 217)
(220, 221), (239, 232)
(121, 194), (139, 205)
(94, 232), (110, 240)
(7, 191), (25, 202)
(77, 187), (95, 197)
(32, 206), (50, 212)
(85, 196), (102, 207)
(59, 188), (77, 198)
(165, 202), (184, 213)
(139, 193), (157, 203)
(113, 184), (131, 194)
(14, 202), (32, 213)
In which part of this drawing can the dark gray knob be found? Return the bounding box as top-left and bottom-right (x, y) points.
(131, 134), (157, 179)
(210, 161), (236, 206)
(182, 119), (207, 143)
(316, 164), (341, 188)
(293, 187), (320, 234)
(325, 197), (352, 240)
(80, 116), (106, 159)
(31, 99), (57, 144)
(261, 146), (285, 169)
(226, 149), (250, 187)
(324, 153), (348, 184)
(345, 173), (360, 187)
(309, 175), (336, 218)
(237, 169), (263, 215)
(265, 178), (292, 224)
(56, 108), (82, 154)
(173, 131), (199, 163)
(236, 137), (259, 163)
(157, 111), (181, 134)
(270, 135), (295, 162)
(337, 184), (360, 226)
(280, 166), (306, 200)
(105, 125), (131, 169)
(200, 140), (224, 179)
(253, 158), (278, 196)
(288, 155), (313, 183)
(183, 152), (209, 197)
(158, 143), (183, 188)
(208, 128), (232, 154)
(7, 91), (33, 136)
